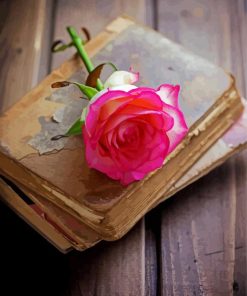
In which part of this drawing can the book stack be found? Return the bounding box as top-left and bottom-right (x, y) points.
(0, 17), (246, 252)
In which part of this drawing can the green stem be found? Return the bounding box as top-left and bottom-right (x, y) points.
(66, 26), (104, 91)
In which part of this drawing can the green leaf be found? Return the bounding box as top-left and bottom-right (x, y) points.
(50, 117), (84, 140)
(86, 62), (118, 89)
(65, 118), (84, 136)
(73, 82), (98, 99)
(51, 81), (98, 100)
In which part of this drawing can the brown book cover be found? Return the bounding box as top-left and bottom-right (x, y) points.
(0, 17), (244, 240)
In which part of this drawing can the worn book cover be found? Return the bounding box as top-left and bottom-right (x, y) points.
(0, 17), (244, 241)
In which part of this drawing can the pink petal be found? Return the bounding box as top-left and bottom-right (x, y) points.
(83, 127), (121, 180)
(120, 136), (169, 185)
(120, 171), (146, 186)
(129, 67), (140, 84)
(129, 87), (155, 95)
(86, 90), (132, 136)
(163, 103), (188, 153)
(135, 132), (170, 173)
(156, 84), (180, 108)
(101, 91), (174, 134)
(111, 126), (169, 175)
(129, 90), (164, 110)
(102, 109), (173, 135)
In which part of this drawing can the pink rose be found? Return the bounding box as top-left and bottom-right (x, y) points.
(82, 73), (188, 185)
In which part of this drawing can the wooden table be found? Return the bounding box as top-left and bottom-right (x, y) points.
(0, 1), (246, 295)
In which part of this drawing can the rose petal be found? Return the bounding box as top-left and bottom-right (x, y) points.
(163, 103), (188, 153)
(83, 84), (188, 186)
(83, 127), (121, 179)
(104, 70), (139, 88)
(119, 132), (170, 185)
(86, 90), (132, 136)
(102, 110), (173, 135)
(120, 171), (146, 186)
(101, 91), (174, 134)
(130, 84), (180, 108)
(156, 84), (180, 108)
(129, 87), (154, 95)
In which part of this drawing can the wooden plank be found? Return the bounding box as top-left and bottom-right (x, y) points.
(234, 1), (247, 294)
(51, 0), (146, 69)
(237, 0), (247, 95)
(0, 0), (50, 112)
(156, 0), (246, 294)
(233, 150), (247, 295)
(0, 2), (75, 294)
(0, 0), (71, 253)
(145, 0), (157, 28)
(50, 1), (149, 294)
(145, 210), (160, 296)
(67, 220), (145, 296)
(37, 0), (56, 82)
(160, 163), (236, 295)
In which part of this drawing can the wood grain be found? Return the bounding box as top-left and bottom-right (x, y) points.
(0, 0), (69, 252)
(234, 2), (247, 295)
(51, 0), (146, 69)
(67, 220), (145, 296)
(0, 1), (72, 295)
(0, 0), (51, 113)
(160, 162), (237, 295)
(156, 0), (246, 294)
(233, 150), (247, 296)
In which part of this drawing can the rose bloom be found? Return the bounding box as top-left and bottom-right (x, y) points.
(82, 71), (188, 185)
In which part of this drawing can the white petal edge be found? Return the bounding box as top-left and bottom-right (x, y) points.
(104, 70), (139, 88)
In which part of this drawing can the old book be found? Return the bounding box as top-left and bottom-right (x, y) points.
(0, 177), (73, 253)
(0, 16), (244, 241)
(1, 102), (246, 252)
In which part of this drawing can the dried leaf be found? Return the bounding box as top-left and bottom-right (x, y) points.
(51, 40), (73, 52)
(86, 63), (118, 88)
(51, 81), (70, 88)
(81, 27), (91, 42)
